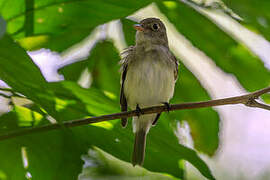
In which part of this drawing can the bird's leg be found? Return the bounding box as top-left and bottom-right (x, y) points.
(162, 102), (171, 112)
(152, 113), (161, 126)
(152, 102), (171, 126)
(135, 104), (143, 116)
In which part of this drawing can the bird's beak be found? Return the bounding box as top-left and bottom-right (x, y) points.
(133, 24), (144, 32)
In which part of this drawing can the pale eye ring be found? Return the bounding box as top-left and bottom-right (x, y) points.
(152, 23), (159, 31)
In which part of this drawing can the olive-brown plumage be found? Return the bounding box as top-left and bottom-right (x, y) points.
(120, 18), (178, 166)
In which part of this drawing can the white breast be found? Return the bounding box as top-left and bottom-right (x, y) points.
(124, 57), (175, 109)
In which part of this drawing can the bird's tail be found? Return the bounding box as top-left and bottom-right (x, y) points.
(132, 129), (147, 166)
(132, 114), (154, 166)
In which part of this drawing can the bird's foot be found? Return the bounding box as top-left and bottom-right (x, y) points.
(121, 118), (128, 128)
(135, 104), (143, 117)
(162, 102), (171, 113)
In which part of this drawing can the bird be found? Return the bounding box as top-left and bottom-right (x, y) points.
(119, 17), (179, 166)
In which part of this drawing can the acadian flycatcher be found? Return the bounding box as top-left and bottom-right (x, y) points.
(120, 18), (178, 166)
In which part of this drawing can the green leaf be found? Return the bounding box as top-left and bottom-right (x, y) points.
(262, 93), (270, 104)
(0, 35), (118, 123)
(58, 59), (88, 82)
(54, 81), (119, 116)
(13, 105), (43, 127)
(0, 104), (46, 134)
(222, 0), (270, 41)
(0, 0), (153, 51)
(88, 41), (121, 96)
(172, 62), (220, 156)
(121, 18), (136, 46)
(0, 35), (47, 96)
(59, 40), (121, 96)
(0, 35), (61, 121)
(0, 129), (85, 180)
(79, 147), (178, 180)
(0, 110), (19, 133)
(157, 1), (270, 92)
(121, 18), (219, 155)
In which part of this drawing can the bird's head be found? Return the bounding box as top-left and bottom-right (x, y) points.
(134, 18), (168, 47)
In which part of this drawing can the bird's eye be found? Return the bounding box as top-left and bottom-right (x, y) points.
(152, 23), (159, 31)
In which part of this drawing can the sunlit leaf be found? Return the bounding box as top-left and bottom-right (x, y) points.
(0, 130), (82, 180)
(0, 0), (153, 51)
(121, 18), (136, 46)
(262, 94), (270, 104)
(0, 35), (119, 124)
(222, 0), (270, 41)
(0, 35), (47, 95)
(79, 147), (178, 180)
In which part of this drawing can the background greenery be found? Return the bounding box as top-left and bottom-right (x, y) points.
(0, 0), (269, 179)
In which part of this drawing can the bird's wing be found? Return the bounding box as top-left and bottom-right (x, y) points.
(119, 46), (134, 127)
(120, 64), (128, 127)
(152, 49), (179, 126)
(170, 52), (179, 81)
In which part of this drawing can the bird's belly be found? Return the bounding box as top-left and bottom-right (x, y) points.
(124, 60), (175, 109)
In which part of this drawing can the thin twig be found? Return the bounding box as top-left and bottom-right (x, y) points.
(246, 99), (270, 111)
(0, 86), (269, 142)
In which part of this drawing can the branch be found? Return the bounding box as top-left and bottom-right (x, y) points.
(0, 86), (269, 141)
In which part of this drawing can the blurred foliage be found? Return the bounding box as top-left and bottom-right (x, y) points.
(222, 0), (270, 41)
(157, 1), (270, 92)
(0, 0), (269, 180)
(262, 94), (270, 104)
(0, 0), (153, 51)
(60, 41), (121, 96)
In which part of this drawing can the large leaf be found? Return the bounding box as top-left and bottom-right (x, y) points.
(79, 147), (178, 180)
(121, 18), (219, 155)
(172, 62), (220, 155)
(222, 0), (270, 41)
(0, 129), (85, 180)
(121, 18), (136, 46)
(0, 105), (45, 133)
(157, 1), (270, 92)
(0, 0), (153, 51)
(0, 34), (119, 122)
(0, 35), (73, 121)
(0, 35), (47, 96)
(59, 40), (121, 96)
